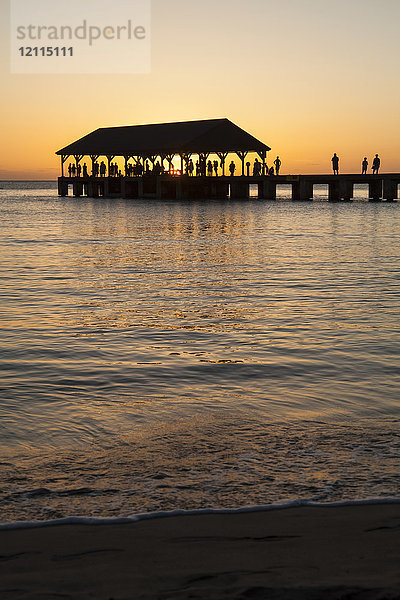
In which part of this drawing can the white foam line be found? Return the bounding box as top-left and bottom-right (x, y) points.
(1, 497), (400, 531)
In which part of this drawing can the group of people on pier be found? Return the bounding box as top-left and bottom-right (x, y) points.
(67, 153), (384, 179)
(331, 153), (381, 175)
(66, 156), (283, 179)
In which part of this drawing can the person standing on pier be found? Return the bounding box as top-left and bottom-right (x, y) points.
(274, 156), (281, 175)
(331, 153), (339, 175)
(362, 157), (368, 174)
(372, 154), (380, 174)
(253, 158), (261, 176)
(229, 161), (236, 176)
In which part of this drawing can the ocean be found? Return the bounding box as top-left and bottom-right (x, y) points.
(1, 181), (399, 524)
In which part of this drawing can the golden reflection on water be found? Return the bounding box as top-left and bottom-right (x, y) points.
(1, 193), (400, 452)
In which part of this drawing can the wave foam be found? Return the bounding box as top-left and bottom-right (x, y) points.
(2, 496), (400, 531)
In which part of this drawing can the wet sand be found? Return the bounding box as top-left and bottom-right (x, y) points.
(1, 503), (400, 599)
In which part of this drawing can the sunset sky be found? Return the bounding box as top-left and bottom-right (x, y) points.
(1, 0), (399, 179)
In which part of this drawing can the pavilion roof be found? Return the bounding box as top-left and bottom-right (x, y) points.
(56, 118), (271, 157)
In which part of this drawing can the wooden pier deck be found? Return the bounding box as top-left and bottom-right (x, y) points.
(58, 173), (400, 202)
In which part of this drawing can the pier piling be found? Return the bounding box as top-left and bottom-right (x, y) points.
(58, 173), (400, 202)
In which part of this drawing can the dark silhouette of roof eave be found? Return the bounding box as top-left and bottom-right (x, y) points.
(56, 118), (271, 156)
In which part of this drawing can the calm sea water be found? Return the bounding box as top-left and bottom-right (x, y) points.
(1, 181), (399, 522)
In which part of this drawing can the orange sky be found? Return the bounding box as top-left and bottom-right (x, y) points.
(1, 0), (399, 179)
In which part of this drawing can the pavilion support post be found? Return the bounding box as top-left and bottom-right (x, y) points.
(74, 154), (84, 177)
(124, 155), (130, 177)
(258, 151), (266, 176)
(60, 155), (69, 177)
(217, 152), (229, 176)
(90, 155), (100, 177)
(199, 153), (210, 177)
(159, 154), (167, 174)
(165, 154), (175, 174)
(132, 156), (142, 175)
(236, 151), (248, 176)
(106, 155), (115, 178)
(181, 153), (192, 176)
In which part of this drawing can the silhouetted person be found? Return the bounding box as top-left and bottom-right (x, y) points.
(253, 158), (261, 176)
(68, 163), (72, 177)
(188, 159), (194, 176)
(207, 160), (213, 176)
(361, 157), (368, 174)
(77, 164), (82, 177)
(229, 161), (236, 176)
(331, 153), (339, 175)
(71, 164), (76, 177)
(213, 160), (219, 176)
(372, 154), (380, 174)
(82, 163), (88, 177)
(93, 162), (99, 177)
(246, 161), (250, 177)
(100, 161), (106, 177)
(274, 156), (281, 175)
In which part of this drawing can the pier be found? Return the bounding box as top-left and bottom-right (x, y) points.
(57, 119), (399, 201)
(58, 173), (400, 202)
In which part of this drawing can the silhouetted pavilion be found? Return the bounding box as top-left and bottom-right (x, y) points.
(56, 118), (271, 178)
(56, 118), (400, 201)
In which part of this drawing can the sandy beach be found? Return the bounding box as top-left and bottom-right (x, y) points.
(1, 503), (400, 599)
